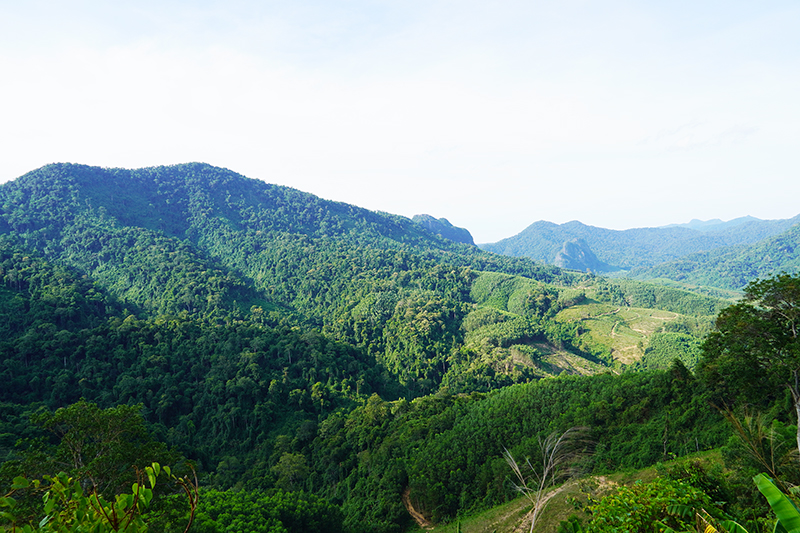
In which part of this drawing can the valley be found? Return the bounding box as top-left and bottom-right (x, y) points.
(0, 163), (797, 532)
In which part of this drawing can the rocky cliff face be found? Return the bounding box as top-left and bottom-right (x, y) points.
(412, 214), (475, 245)
(554, 238), (617, 272)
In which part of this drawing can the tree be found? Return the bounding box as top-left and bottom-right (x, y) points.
(721, 409), (800, 492)
(699, 273), (800, 454)
(10, 401), (178, 499)
(271, 453), (309, 492)
(191, 489), (344, 533)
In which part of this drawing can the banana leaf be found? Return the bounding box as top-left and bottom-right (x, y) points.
(754, 473), (800, 533)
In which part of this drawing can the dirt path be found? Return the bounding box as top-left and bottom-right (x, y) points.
(582, 307), (622, 321)
(526, 477), (622, 532)
(511, 482), (574, 533)
(480, 480), (576, 533)
(403, 487), (433, 529)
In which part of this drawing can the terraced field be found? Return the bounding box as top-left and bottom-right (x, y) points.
(556, 302), (680, 364)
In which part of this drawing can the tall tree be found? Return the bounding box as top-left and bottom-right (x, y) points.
(16, 401), (178, 497)
(699, 273), (800, 453)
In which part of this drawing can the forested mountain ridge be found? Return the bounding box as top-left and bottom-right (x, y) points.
(0, 162), (563, 282)
(481, 216), (800, 272)
(0, 162), (725, 381)
(0, 162), (742, 532)
(0, 162), (583, 391)
(1, 162), (460, 253)
(628, 222), (800, 290)
(662, 215), (762, 232)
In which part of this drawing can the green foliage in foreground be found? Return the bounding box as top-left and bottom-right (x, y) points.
(1, 364), (730, 532)
(10, 401), (178, 499)
(559, 470), (800, 533)
(0, 463), (196, 533)
(698, 273), (800, 449)
(1, 402), (345, 533)
(585, 476), (715, 533)
(752, 473), (800, 533)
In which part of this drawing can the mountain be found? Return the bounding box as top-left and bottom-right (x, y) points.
(0, 162), (739, 532)
(411, 214), (474, 245)
(629, 223), (800, 290)
(0, 163), (732, 389)
(481, 216), (800, 272)
(0, 163), (731, 400)
(554, 238), (618, 272)
(0, 162), (578, 394)
(661, 215), (762, 232)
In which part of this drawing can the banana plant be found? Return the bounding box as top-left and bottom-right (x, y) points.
(659, 474), (800, 533)
(754, 473), (800, 533)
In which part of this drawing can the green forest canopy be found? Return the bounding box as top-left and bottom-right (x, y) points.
(1, 163), (796, 532)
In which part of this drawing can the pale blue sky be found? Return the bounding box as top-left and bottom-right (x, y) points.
(1, 1), (798, 242)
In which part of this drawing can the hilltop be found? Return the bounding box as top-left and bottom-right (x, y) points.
(0, 162), (770, 532)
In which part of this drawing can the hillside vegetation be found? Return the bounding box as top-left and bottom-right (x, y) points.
(629, 223), (800, 290)
(482, 217), (800, 291)
(0, 163), (792, 533)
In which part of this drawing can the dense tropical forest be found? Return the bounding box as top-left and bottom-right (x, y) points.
(0, 163), (798, 532)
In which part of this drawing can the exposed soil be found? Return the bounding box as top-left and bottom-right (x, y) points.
(403, 487), (433, 529)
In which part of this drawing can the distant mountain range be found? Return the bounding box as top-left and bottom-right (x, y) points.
(480, 215), (800, 290)
(660, 216), (763, 232)
(628, 223), (800, 290)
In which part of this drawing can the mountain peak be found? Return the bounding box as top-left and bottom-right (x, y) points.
(554, 238), (618, 273)
(412, 214), (474, 245)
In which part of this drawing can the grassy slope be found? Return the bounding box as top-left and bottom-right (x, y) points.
(407, 451), (722, 533)
(557, 302), (682, 365)
(468, 271), (721, 374)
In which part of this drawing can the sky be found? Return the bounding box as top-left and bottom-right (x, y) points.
(1, 1), (799, 243)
